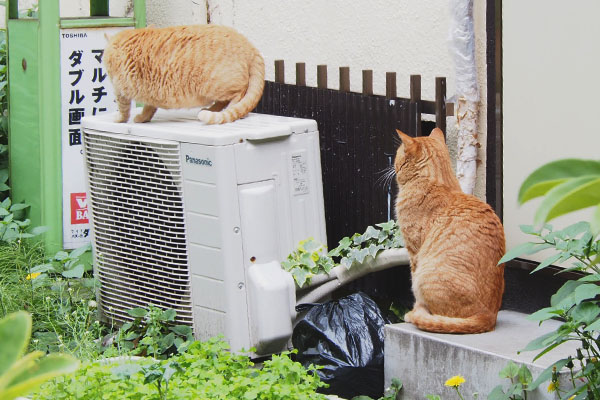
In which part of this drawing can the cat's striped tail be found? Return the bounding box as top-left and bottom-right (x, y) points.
(405, 309), (498, 334)
(198, 52), (265, 124)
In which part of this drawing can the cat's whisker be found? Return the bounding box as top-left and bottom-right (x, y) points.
(374, 167), (396, 189)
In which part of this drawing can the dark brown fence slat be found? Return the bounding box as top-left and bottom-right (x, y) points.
(410, 75), (422, 136)
(362, 70), (373, 95)
(317, 65), (328, 89)
(339, 67), (350, 92)
(386, 72), (397, 99)
(296, 63), (306, 86)
(275, 60), (285, 84)
(435, 77), (447, 136)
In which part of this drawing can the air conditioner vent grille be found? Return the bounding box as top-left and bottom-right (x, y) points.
(83, 131), (193, 326)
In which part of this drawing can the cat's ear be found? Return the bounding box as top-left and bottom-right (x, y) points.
(429, 128), (446, 143)
(396, 129), (414, 146)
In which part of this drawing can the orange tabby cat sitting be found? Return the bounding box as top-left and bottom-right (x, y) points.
(104, 25), (265, 124)
(394, 128), (505, 334)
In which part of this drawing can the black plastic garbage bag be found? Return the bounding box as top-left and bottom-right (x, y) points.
(292, 292), (386, 399)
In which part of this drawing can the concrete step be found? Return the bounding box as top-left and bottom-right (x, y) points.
(384, 310), (580, 400)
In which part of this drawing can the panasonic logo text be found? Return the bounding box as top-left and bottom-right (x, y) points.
(185, 155), (213, 167)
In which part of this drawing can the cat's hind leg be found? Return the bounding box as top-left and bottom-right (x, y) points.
(404, 302), (428, 324)
(206, 101), (228, 112)
(134, 105), (158, 123)
(407, 307), (497, 334)
(115, 94), (132, 123)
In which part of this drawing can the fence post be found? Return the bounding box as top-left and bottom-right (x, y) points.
(339, 67), (350, 92)
(435, 77), (447, 137)
(296, 62), (306, 86)
(386, 72), (397, 99)
(317, 65), (328, 89)
(410, 74), (422, 136)
(275, 60), (285, 84)
(362, 70), (373, 95)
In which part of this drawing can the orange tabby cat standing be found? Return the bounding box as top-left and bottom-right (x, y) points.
(394, 128), (505, 333)
(104, 24), (265, 124)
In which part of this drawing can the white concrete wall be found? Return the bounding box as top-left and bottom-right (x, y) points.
(503, 0), (600, 261)
(208, 0), (489, 200)
(6, 0), (489, 198)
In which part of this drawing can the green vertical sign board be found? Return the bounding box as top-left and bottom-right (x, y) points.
(7, 0), (146, 251)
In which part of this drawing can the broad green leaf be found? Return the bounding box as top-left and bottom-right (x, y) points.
(534, 176), (600, 225)
(29, 263), (55, 274)
(53, 251), (69, 261)
(170, 325), (193, 337)
(0, 311), (31, 377)
(159, 332), (175, 350)
(527, 307), (562, 322)
(161, 308), (177, 322)
(1, 353), (79, 399)
(292, 268), (310, 288)
(498, 242), (553, 265)
(551, 280), (583, 307)
(9, 203), (29, 212)
(70, 243), (92, 258)
(498, 361), (519, 379)
(126, 307), (148, 318)
(560, 221), (591, 238)
(301, 238), (321, 253)
(487, 385), (510, 400)
(519, 159), (600, 204)
(530, 253), (563, 274)
(517, 364), (533, 386)
(583, 317), (600, 332)
(519, 225), (540, 235)
(571, 302), (600, 325)
(29, 226), (48, 236)
(61, 264), (84, 279)
(528, 358), (570, 390)
(521, 330), (561, 352)
(363, 226), (379, 240)
(572, 284), (600, 306)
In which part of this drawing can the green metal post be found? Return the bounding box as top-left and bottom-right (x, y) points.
(7, 0), (145, 252)
(37, 1), (62, 251)
(90, 0), (109, 17)
(133, 0), (146, 28)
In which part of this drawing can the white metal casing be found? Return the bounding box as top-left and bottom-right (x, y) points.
(81, 109), (326, 355)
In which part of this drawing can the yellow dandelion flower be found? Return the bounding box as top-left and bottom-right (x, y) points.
(445, 375), (465, 388)
(26, 272), (41, 280)
(547, 382), (557, 393)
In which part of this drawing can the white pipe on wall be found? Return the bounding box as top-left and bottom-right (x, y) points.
(449, 0), (480, 195)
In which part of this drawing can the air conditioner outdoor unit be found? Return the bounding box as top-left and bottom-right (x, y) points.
(81, 109), (326, 356)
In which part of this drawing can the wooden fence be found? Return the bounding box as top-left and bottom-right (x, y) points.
(254, 60), (453, 247)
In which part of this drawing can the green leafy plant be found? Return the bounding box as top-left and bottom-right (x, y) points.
(281, 238), (334, 287)
(282, 220), (404, 287)
(488, 361), (533, 400)
(0, 199), (47, 243)
(518, 158), (600, 233)
(0, 311), (79, 400)
(116, 305), (194, 359)
(499, 158), (600, 398)
(34, 338), (328, 400)
(329, 220), (404, 269)
(0, 241), (103, 360)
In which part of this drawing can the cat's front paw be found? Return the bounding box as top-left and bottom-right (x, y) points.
(403, 311), (414, 323)
(133, 114), (151, 123)
(114, 114), (129, 123)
